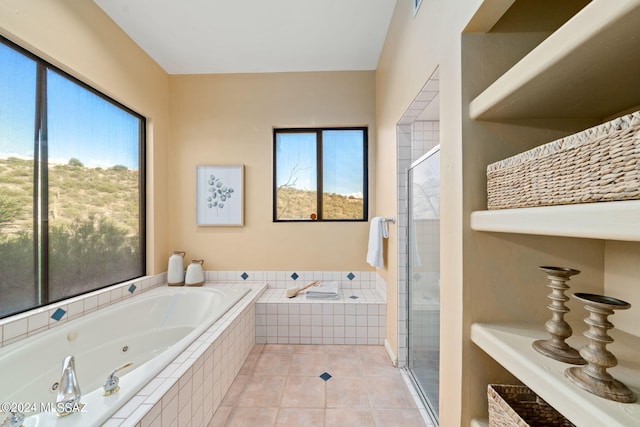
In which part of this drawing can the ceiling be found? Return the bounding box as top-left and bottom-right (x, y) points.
(93, 0), (398, 75)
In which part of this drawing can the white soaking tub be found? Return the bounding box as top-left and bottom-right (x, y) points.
(0, 284), (250, 426)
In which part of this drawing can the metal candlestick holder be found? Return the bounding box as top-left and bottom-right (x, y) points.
(565, 293), (636, 403)
(533, 266), (585, 364)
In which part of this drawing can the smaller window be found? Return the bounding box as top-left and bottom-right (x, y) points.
(273, 128), (368, 222)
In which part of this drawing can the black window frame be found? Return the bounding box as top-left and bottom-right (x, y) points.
(0, 35), (146, 318)
(272, 127), (368, 222)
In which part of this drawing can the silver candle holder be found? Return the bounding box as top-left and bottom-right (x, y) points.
(533, 266), (585, 365)
(565, 293), (636, 403)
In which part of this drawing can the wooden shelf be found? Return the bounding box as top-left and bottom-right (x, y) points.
(469, 0), (640, 120)
(470, 200), (640, 241)
(471, 322), (640, 427)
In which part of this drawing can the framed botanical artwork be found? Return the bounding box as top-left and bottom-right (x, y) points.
(196, 165), (244, 226)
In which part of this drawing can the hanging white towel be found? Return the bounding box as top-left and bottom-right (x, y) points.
(366, 217), (388, 268)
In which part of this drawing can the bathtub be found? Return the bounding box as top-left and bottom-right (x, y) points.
(0, 284), (250, 426)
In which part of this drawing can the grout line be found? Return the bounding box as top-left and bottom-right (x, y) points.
(212, 344), (430, 426)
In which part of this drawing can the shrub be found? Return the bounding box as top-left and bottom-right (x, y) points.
(68, 158), (84, 167)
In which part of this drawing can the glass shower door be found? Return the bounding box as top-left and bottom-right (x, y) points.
(407, 145), (440, 422)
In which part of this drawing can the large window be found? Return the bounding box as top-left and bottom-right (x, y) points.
(273, 127), (368, 221)
(0, 37), (145, 318)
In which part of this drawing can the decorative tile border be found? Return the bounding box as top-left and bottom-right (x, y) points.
(0, 273), (166, 348)
(0, 270), (379, 349)
(205, 270), (376, 289)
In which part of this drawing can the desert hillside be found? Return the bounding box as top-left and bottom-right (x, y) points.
(0, 157), (139, 235)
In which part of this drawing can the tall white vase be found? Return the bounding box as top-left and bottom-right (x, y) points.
(167, 251), (186, 286)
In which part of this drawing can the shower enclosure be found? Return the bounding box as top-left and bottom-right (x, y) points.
(407, 145), (440, 422)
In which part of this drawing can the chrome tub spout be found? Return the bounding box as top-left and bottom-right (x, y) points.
(0, 411), (25, 427)
(55, 355), (82, 417)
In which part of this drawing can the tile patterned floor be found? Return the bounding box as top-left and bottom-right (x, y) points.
(208, 344), (429, 427)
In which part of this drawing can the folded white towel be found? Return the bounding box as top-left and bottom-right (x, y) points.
(306, 281), (339, 299)
(366, 217), (387, 268)
(306, 293), (339, 300)
(306, 281), (339, 295)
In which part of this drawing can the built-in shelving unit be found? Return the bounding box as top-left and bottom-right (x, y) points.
(465, 0), (640, 425)
(471, 200), (640, 242)
(469, 0), (640, 120)
(471, 322), (640, 427)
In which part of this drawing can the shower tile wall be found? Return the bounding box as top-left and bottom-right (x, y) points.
(411, 121), (440, 163)
(413, 220), (440, 274)
(411, 219), (440, 348)
(396, 120), (439, 367)
(396, 124), (411, 366)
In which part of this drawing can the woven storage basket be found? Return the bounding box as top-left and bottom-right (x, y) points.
(487, 111), (640, 210)
(487, 385), (574, 427)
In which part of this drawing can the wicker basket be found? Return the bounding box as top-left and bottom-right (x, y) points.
(487, 111), (640, 210)
(487, 384), (574, 427)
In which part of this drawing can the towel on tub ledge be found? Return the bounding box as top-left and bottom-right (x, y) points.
(366, 217), (388, 268)
(306, 281), (339, 300)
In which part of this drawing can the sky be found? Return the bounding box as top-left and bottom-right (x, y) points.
(0, 42), (140, 169)
(322, 130), (365, 197)
(275, 130), (364, 197)
(1, 39), (363, 185)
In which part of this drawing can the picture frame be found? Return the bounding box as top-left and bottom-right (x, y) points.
(196, 165), (244, 226)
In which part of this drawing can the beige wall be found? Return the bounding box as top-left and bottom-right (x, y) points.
(377, 1), (633, 424)
(0, 2), (376, 275)
(0, 0), (171, 274)
(376, 0), (485, 424)
(168, 71), (376, 271)
(5, 2), (635, 425)
(604, 241), (640, 335)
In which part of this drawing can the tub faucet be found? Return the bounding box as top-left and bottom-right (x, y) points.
(103, 362), (133, 395)
(55, 355), (82, 417)
(0, 411), (25, 427)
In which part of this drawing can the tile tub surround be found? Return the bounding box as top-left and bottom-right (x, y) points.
(208, 344), (432, 427)
(205, 270), (388, 345)
(0, 271), (383, 349)
(0, 279), (264, 426)
(256, 288), (386, 345)
(106, 282), (266, 427)
(0, 273), (167, 348)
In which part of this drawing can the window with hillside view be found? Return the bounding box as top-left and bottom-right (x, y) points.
(273, 128), (368, 221)
(0, 37), (145, 318)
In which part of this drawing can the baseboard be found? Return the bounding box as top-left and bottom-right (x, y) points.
(384, 338), (398, 367)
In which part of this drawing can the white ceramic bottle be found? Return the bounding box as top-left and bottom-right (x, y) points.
(167, 251), (186, 286)
(185, 259), (205, 286)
